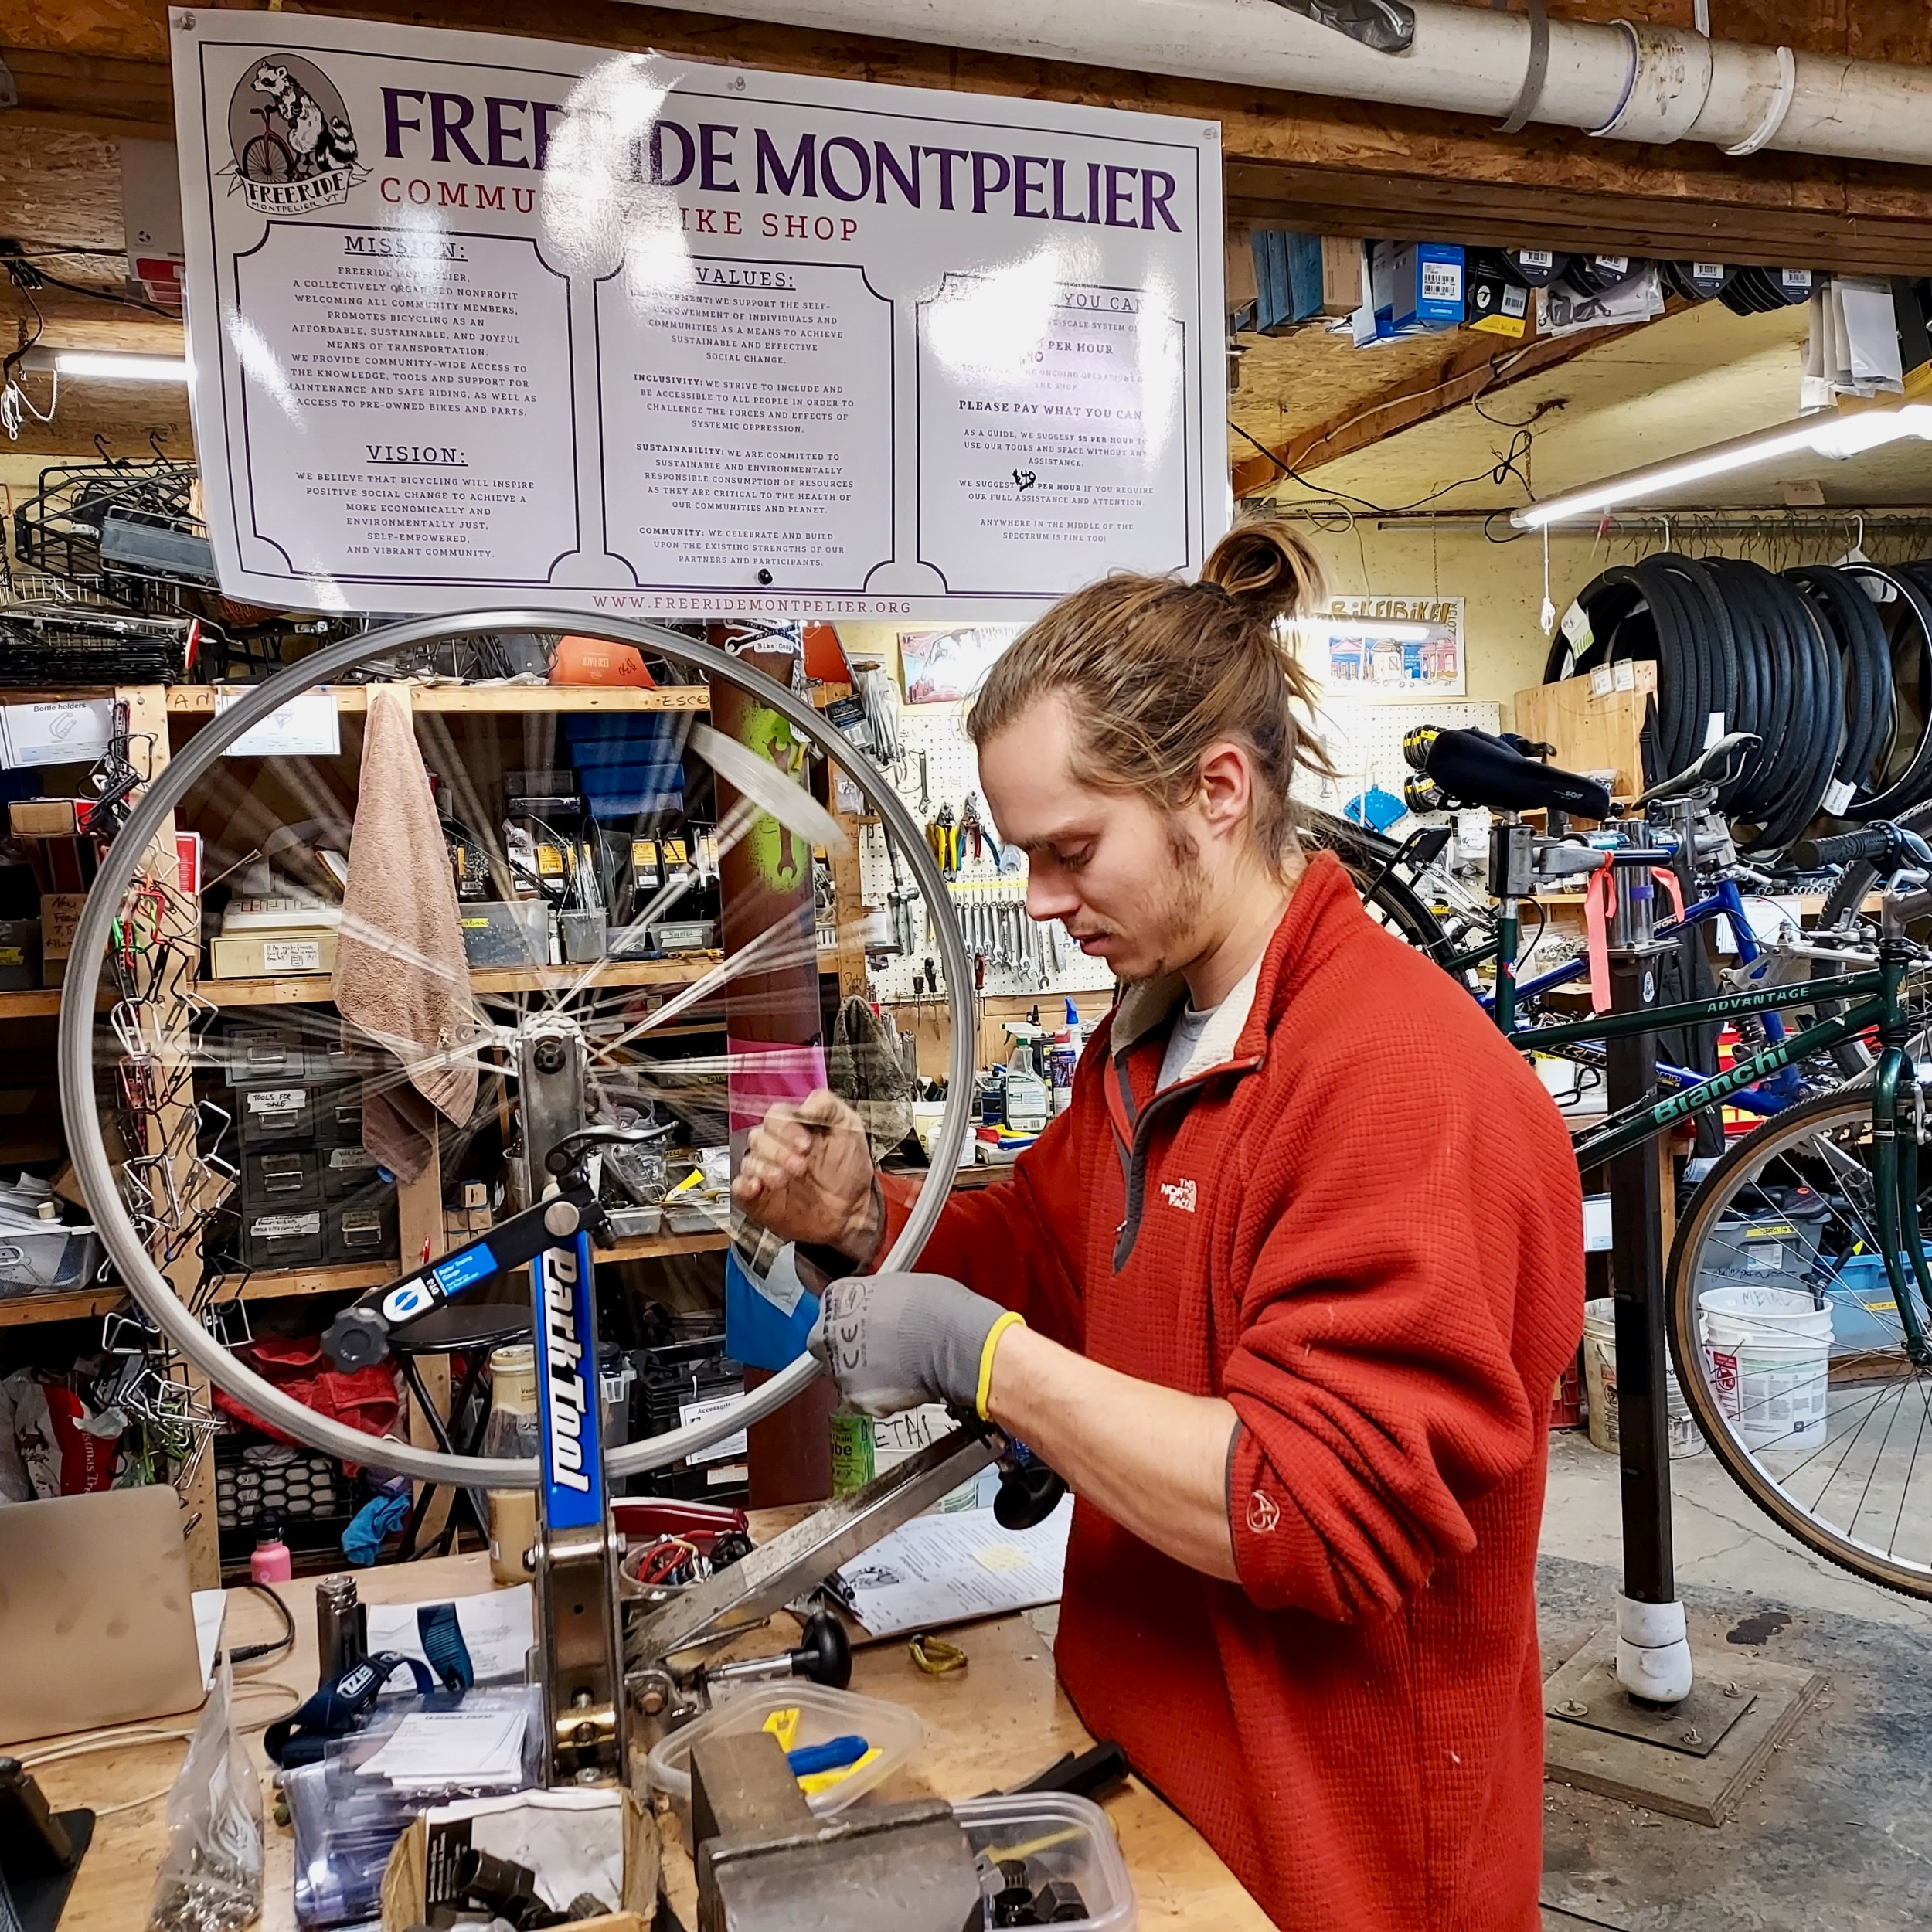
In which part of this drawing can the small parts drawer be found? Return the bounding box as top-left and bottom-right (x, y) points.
(236, 1083), (318, 1146)
(240, 1206), (325, 1271)
(328, 1186), (398, 1265)
(242, 1147), (321, 1206)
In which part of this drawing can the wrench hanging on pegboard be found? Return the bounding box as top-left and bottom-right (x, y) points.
(851, 709), (1114, 1003)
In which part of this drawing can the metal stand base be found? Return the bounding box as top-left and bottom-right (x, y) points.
(1543, 1628), (1825, 1825)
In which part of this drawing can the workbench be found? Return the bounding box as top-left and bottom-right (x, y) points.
(25, 1540), (1270, 1930)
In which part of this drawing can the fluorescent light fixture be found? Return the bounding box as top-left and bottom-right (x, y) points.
(1511, 404), (1932, 529)
(51, 350), (190, 384)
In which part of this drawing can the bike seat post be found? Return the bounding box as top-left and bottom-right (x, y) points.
(1486, 815), (1535, 1036)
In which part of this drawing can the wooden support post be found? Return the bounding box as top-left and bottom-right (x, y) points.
(116, 685), (222, 1588)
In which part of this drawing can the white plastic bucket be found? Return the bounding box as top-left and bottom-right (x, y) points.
(1581, 1298), (1700, 1458)
(1699, 1282), (1832, 1449)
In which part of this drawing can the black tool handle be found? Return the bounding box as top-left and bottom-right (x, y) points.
(1003, 1740), (1133, 1801)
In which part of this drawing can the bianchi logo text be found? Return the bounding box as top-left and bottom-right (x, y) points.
(543, 1248), (592, 1493)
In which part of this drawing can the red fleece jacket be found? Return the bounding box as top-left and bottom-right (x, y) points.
(880, 853), (1583, 1931)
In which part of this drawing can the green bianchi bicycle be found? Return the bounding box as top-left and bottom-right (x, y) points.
(1352, 735), (1932, 1600)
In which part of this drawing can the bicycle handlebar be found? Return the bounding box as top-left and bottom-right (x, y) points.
(1789, 825), (1932, 872)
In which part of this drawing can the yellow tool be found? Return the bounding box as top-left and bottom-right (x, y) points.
(797, 1745), (882, 1796)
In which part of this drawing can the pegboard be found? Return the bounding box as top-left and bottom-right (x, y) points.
(1293, 698), (1502, 825)
(852, 707), (1114, 1004)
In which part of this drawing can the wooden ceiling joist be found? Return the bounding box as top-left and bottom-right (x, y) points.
(5, 0), (1932, 277)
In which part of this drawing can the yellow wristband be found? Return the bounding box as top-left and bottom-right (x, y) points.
(976, 1311), (1026, 1420)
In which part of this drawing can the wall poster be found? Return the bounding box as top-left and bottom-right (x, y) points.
(1320, 596), (1466, 699)
(170, 9), (1226, 621)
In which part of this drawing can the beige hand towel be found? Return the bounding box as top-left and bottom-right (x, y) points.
(332, 685), (485, 1183)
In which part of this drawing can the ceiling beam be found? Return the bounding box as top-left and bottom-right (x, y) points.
(1227, 162), (1932, 278)
(5, 0), (1932, 275)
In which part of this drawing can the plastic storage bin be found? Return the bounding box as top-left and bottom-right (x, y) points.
(645, 1681), (922, 1825)
(953, 1792), (1135, 1931)
(0, 1221), (100, 1292)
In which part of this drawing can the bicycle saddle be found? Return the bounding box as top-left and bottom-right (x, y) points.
(1636, 732), (1760, 810)
(1419, 727), (1612, 820)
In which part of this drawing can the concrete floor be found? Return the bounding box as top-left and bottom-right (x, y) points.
(1536, 1430), (1932, 1930)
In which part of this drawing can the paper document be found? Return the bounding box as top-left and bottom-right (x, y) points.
(215, 687), (342, 757)
(828, 1496), (1073, 1638)
(358, 1708), (529, 1789)
(364, 1584), (534, 1690)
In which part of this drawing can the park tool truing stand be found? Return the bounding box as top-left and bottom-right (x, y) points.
(321, 1014), (1066, 1788)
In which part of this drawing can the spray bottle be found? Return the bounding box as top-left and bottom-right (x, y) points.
(1048, 998), (1083, 1115)
(1002, 1022), (1051, 1133)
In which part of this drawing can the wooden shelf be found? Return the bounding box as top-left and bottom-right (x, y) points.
(0, 1286), (128, 1328)
(203, 955), (720, 1008)
(0, 1231), (731, 1330)
(167, 683), (708, 716)
(0, 989), (62, 1019)
(600, 1226), (729, 1261)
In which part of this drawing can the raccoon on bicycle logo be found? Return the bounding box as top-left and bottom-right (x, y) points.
(223, 54), (366, 213)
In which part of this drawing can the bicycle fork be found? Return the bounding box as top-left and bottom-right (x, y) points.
(1869, 917), (1932, 1369)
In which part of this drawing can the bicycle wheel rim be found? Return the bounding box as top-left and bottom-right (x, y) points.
(56, 611), (978, 1491)
(1668, 1090), (1932, 1600)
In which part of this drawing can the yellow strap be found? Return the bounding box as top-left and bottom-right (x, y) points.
(909, 1633), (968, 1675)
(976, 1311), (1026, 1420)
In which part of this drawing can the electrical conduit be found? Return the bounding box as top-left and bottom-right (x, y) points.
(636, 0), (1932, 169)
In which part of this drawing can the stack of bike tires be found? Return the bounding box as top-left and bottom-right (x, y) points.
(1545, 553), (1932, 851)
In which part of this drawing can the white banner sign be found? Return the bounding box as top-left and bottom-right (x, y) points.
(170, 9), (1226, 621)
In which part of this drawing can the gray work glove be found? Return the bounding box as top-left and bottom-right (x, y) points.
(807, 1272), (1022, 1419)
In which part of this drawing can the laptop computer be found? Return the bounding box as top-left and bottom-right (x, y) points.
(0, 1486), (207, 1747)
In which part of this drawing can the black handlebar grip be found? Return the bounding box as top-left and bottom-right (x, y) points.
(1789, 826), (1908, 870)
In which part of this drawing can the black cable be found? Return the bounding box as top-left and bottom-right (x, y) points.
(1228, 418), (1539, 519)
(27, 267), (177, 318)
(226, 1581), (296, 1665)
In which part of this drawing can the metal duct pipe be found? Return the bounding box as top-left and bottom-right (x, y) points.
(631, 0), (1932, 169)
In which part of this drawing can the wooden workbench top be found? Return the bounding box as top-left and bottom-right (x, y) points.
(27, 1544), (1268, 1931)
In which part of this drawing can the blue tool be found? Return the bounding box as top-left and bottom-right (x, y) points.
(787, 1735), (869, 1777)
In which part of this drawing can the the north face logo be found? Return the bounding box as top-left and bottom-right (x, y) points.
(1160, 1179), (1198, 1213)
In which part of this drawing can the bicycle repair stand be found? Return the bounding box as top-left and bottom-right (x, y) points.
(1529, 847), (1822, 1825)
(322, 1015), (1055, 1796)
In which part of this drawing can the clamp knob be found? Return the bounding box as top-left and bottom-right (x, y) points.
(321, 1307), (390, 1372)
(789, 1609), (852, 1689)
(994, 1458), (1066, 1532)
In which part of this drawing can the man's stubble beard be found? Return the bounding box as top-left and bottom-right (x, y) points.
(1134, 819), (1207, 983)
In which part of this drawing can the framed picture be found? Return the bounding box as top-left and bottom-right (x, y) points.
(896, 626), (1022, 706)
(1318, 597), (1464, 699)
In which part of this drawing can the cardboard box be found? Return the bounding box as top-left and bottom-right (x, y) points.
(1372, 240), (1464, 335)
(41, 893), (87, 964)
(209, 930), (338, 979)
(379, 1789), (655, 1932)
(8, 798), (88, 839)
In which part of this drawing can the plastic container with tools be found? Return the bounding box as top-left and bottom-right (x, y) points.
(645, 1682), (923, 1828)
(954, 1792), (1135, 1932)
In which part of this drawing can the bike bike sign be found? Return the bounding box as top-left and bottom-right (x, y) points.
(169, 8), (1227, 620)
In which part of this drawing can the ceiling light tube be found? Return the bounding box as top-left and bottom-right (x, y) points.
(1511, 405), (1932, 529)
(49, 350), (191, 384)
